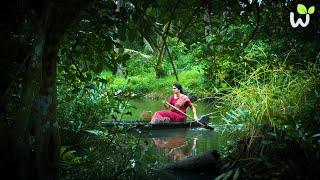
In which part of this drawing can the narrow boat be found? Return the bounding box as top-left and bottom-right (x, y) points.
(101, 112), (214, 130)
(60, 121), (214, 146)
(101, 120), (210, 130)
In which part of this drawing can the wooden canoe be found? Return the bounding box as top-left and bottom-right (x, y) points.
(60, 121), (214, 146)
(101, 120), (208, 130)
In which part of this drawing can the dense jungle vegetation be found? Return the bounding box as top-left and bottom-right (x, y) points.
(1, 0), (320, 179)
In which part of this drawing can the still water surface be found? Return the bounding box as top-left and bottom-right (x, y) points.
(119, 99), (229, 179)
(130, 128), (230, 179)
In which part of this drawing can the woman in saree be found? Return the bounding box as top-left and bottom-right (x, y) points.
(150, 83), (199, 124)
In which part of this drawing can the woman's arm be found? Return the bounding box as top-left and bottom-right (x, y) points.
(191, 105), (199, 121)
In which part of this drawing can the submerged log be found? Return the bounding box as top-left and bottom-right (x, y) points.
(165, 150), (221, 173)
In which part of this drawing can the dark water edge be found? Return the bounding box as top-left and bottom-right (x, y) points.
(157, 170), (218, 180)
(128, 128), (227, 179)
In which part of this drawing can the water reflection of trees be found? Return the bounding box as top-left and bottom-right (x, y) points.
(152, 133), (200, 160)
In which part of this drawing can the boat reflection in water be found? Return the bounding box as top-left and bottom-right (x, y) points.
(151, 129), (200, 160)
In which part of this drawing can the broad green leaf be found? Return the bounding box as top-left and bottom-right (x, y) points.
(215, 173), (226, 180)
(233, 168), (240, 180)
(297, 4), (307, 14)
(224, 169), (234, 180)
(308, 6), (315, 14)
(85, 130), (103, 136)
(62, 150), (76, 160)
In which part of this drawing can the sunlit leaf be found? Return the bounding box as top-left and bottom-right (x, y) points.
(85, 130), (103, 136)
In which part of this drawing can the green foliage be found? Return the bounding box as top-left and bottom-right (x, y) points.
(57, 77), (136, 130)
(59, 131), (145, 179)
(109, 66), (204, 99)
(219, 64), (319, 132)
(215, 63), (320, 178)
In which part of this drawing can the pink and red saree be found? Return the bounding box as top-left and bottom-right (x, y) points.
(151, 94), (193, 124)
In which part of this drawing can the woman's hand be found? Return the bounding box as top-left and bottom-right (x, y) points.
(163, 100), (169, 109)
(194, 115), (199, 121)
(191, 106), (199, 121)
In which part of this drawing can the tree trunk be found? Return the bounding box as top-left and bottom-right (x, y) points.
(116, 0), (124, 12)
(33, 36), (60, 179)
(9, 26), (46, 180)
(0, 0), (90, 179)
(155, 37), (166, 78)
(154, 0), (180, 78)
(203, 0), (211, 36)
(115, 0), (124, 76)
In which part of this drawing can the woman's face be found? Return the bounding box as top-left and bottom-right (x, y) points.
(172, 86), (180, 94)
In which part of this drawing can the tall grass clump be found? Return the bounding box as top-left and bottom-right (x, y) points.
(220, 63), (319, 133)
(216, 63), (320, 179)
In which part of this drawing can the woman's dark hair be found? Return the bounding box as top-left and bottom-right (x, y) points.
(173, 83), (183, 94)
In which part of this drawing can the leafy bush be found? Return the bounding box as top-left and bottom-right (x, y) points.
(216, 63), (320, 179)
(109, 66), (204, 99)
(220, 64), (319, 132)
